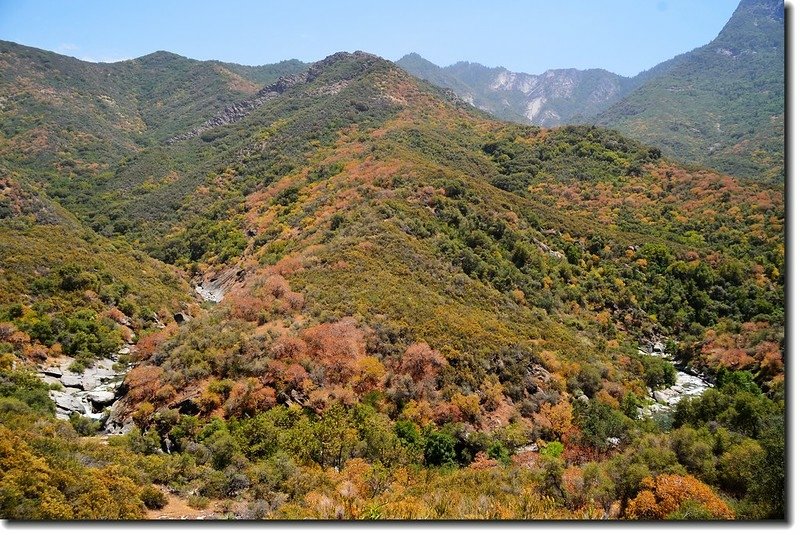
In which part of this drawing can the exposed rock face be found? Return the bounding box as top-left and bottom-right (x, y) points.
(486, 68), (625, 125)
(169, 51), (380, 143)
(37, 346), (133, 425)
(396, 53), (635, 127)
(167, 72), (309, 143)
(195, 266), (246, 303)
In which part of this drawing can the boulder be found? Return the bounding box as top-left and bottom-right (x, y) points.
(60, 372), (84, 389)
(51, 390), (85, 414)
(151, 313), (166, 329)
(87, 390), (116, 405)
(41, 366), (63, 377)
(39, 374), (63, 386)
(516, 443), (539, 454)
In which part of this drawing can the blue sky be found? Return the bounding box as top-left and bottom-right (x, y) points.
(0, 0), (740, 76)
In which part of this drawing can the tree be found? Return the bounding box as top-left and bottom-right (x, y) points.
(313, 403), (359, 469)
(541, 441), (564, 459)
(574, 400), (629, 449)
(718, 439), (764, 498)
(540, 399), (574, 441)
(423, 430), (456, 467)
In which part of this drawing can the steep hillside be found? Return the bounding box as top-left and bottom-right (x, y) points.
(0, 46), (785, 519)
(398, 0), (784, 184)
(596, 0), (784, 183)
(0, 41), (309, 178)
(397, 53), (638, 126)
(218, 58), (308, 85)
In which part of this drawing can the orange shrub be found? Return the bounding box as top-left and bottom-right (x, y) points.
(264, 275), (290, 298)
(285, 363), (310, 387)
(224, 378), (276, 417)
(125, 366), (164, 403)
(23, 343), (49, 361)
(229, 295), (268, 323)
(135, 324), (177, 360)
(284, 291), (305, 311)
(399, 342), (446, 382)
(539, 399), (574, 442)
(626, 474), (734, 520)
(270, 336), (308, 361)
(302, 318), (366, 385)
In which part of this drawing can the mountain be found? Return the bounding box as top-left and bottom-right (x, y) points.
(0, 40), (308, 162)
(0, 43), (784, 519)
(596, 0), (784, 183)
(216, 58), (308, 85)
(397, 52), (642, 126)
(398, 0), (784, 184)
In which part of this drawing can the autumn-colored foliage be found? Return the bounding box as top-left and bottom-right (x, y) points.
(399, 342), (446, 382)
(302, 318), (367, 385)
(224, 378), (277, 417)
(626, 474), (735, 520)
(125, 366), (164, 403)
(0, 43), (784, 520)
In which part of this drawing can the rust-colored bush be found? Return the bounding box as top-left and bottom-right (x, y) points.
(270, 336), (308, 361)
(399, 342), (446, 382)
(301, 318), (366, 385)
(626, 474), (734, 520)
(125, 366), (164, 403)
(224, 378), (276, 417)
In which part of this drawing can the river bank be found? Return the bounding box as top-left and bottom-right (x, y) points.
(638, 343), (714, 417)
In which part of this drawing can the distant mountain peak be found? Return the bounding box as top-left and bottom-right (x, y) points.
(596, 0), (784, 183)
(397, 53), (631, 126)
(713, 0), (784, 51)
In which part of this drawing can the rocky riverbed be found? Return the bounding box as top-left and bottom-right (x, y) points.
(638, 343), (713, 417)
(38, 345), (134, 427)
(194, 266), (245, 303)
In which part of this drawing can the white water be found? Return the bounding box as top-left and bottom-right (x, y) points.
(638, 348), (713, 417)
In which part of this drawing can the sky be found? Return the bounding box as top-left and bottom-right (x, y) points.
(0, 0), (742, 77)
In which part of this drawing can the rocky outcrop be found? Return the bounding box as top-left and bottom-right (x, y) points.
(532, 237), (564, 260)
(194, 265), (246, 303)
(169, 51), (381, 143)
(167, 72), (310, 143)
(38, 346), (133, 425)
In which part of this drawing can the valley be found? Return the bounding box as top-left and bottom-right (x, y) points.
(397, 0), (784, 184)
(0, 0), (785, 521)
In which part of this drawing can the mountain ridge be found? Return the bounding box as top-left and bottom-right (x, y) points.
(395, 0), (783, 183)
(594, 0), (784, 183)
(0, 36), (785, 520)
(396, 52), (641, 126)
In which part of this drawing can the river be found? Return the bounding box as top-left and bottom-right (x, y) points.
(638, 344), (713, 418)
